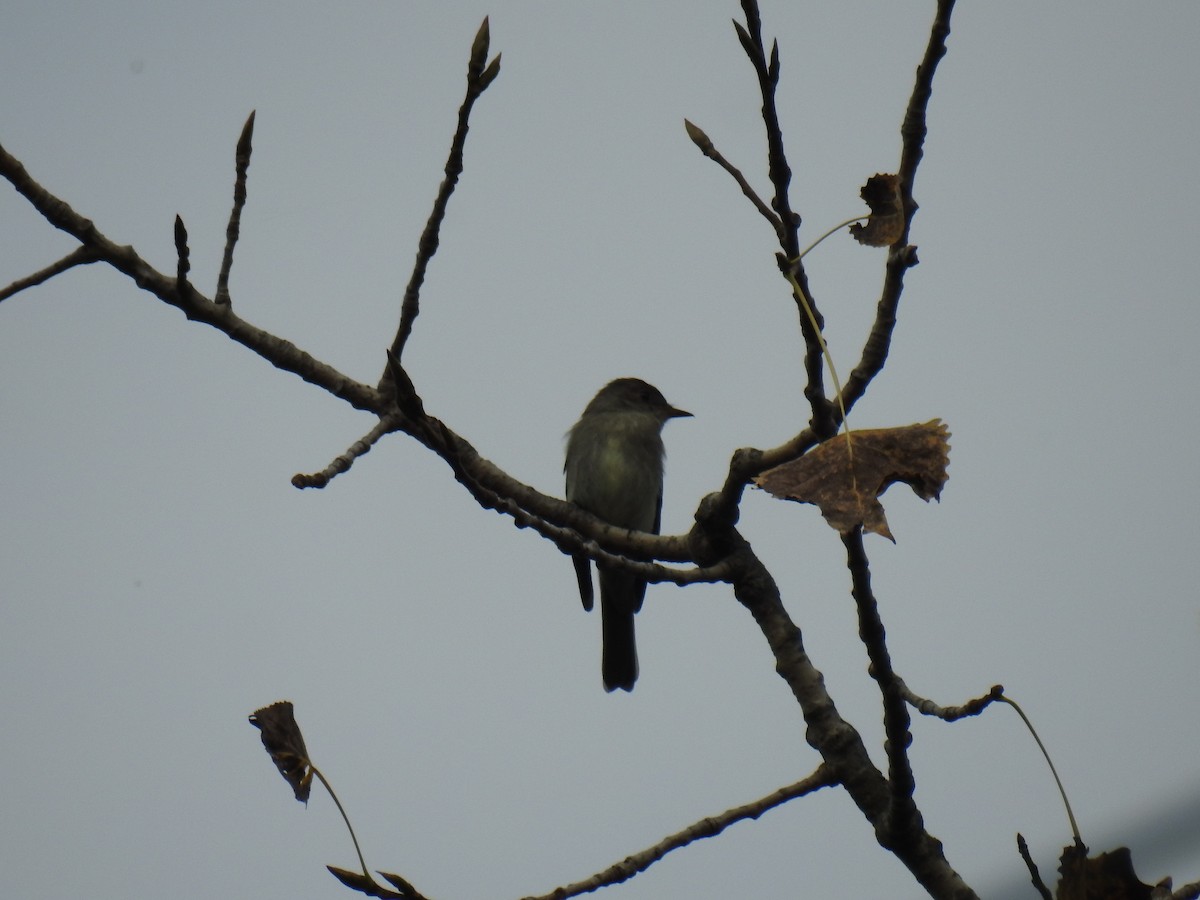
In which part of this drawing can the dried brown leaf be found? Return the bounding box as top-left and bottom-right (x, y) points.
(249, 700), (313, 804)
(755, 420), (950, 540)
(1056, 844), (1154, 900)
(849, 173), (904, 247)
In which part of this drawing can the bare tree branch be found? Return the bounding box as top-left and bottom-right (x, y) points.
(0, 137), (384, 413)
(842, 527), (919, 841)
(385, 17), (501, 369)
(0, 4), (1049, 897)
(734, 0), (832, 433)
(843, 0), (957, 410)
(901, 681), (1006, 721)
(173, 214), (191, 294)
(1016, 834), (1054, 900)
(215, 109), (256, 306)
(683, 118), (784, 241)
(0, 245), (98, 303)
(522, 766), (837, 900)
(292, 417), (397, 489)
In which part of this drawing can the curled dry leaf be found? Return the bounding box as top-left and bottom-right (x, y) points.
(849, 173), (904, 247)
(1056, 844), (1154, 900)
(249, 700), (313, 804)
(755, 420), (950, 541)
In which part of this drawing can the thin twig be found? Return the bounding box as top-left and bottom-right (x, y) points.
(734, 2), (834, 428)
(215, 110), (256, 305)
(0, 245), (99, 303)
(1016, 834), (1053, 900)
(841, 0), (956, 413)
(1, 138), (383, 413)
(173, 214), (190, 295)
(683, 118), (783, 241)
(900, 679), (1005, 720)
(521, 767), (836, 900)
(386, 18), (501, 367)
(292, 417), (398, 489)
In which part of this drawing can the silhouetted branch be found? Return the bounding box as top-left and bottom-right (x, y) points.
(0, 137), (382, 413)
(292, 417), (398, 489)
(215, 109), (255, 305)
(733, 2), (831, 433)
(842, 527), (918, 842)
(385, 18), (502, 368)
(683, 118), (783, 242)
(173, 214), (191, 294)
(522, 766), (836, 900)
(901, 680), (1005, 720)
(1016, 834), (1054, 900)
(842, 0), (956, 411)
(0, 245), (98, 303)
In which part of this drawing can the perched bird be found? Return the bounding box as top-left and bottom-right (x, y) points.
(564, 378), (691, 691)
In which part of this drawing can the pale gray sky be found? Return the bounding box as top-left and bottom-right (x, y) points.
(2, 2), (1198, 898)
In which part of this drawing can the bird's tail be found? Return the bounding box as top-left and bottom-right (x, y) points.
(599, 569), (640, 692)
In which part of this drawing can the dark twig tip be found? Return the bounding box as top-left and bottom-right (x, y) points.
(237, 110), (256, 161)
(732, 19), (756, 61)
(470, 17), (490, 74)
(173, 215), (190, 286)
(479, 53), (502, 91)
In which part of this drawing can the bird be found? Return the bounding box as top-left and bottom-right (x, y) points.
(564, 378), (691, 691)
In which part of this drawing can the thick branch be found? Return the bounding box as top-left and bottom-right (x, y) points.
(842, 528), (918, 839)
(727, 533), (975, 898)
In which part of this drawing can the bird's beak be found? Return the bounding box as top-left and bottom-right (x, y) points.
(667, 405), (692, 419)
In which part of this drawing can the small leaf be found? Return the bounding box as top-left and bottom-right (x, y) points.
(249, 700), (313, 803)
(768, 39), (780, 84)
(849, 173), (905, 247)
(755, 420), (950, 541)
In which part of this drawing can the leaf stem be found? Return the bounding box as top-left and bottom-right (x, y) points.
(796, 215), (868, 262)
(1000, 696), (1083, 846)
(310, 764), (371, 878)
